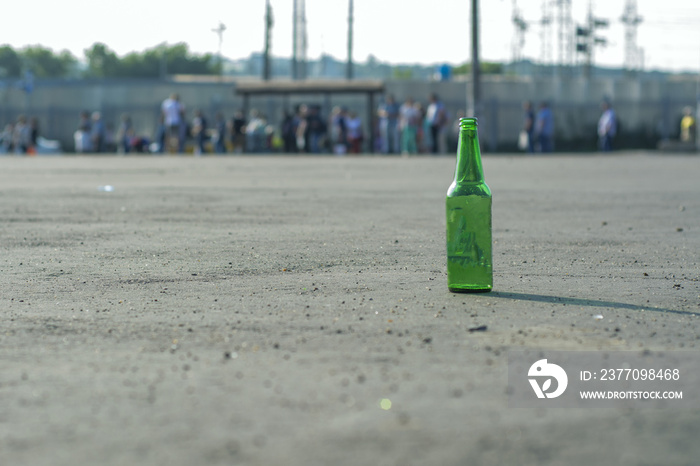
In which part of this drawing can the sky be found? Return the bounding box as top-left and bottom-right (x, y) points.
(2, 0), (700, 73)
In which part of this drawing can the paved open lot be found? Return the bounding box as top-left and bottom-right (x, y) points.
(1, 153), (699, 465)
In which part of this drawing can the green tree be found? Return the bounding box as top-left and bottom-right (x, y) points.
(163, 43), (216, 75)
(392, 67), (413, 80)
(21, 46), (77, 78)
(120, 50), (159, 78)
(453, 62), (503, 76)
(0, 45), (22, 78)
(84, 42), (217, 78)
(84, 43), (122, 77)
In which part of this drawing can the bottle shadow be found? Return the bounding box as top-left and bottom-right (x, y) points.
(489, 291), (696, 317)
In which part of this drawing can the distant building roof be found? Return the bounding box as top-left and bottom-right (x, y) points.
(234, 79), (385, 95)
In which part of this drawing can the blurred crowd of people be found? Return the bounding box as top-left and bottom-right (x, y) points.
(109, 93), (361, 156)
(128, 92), (459, 156)
(377, 92), (451, 155)
(74, 94), (699, 155)
(3, 91), (696, 155)
(74, 111), (109, 153)
(0, 115), (40, 154)
(519, 100), (556, 153)
(72, 94), (248, 156)
(98, 93), (375, 156)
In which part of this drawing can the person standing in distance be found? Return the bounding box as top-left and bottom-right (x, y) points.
(597, 99), (617, 152)
(426, 93), (448, 154)
(535, 101), (554, 153)
(161, 93), (184, 153)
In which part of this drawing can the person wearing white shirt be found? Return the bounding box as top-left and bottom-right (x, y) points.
(161, 93), (184, 153)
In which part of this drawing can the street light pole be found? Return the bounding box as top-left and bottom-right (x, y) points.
(211, 22), (226, 76)
(347, 0), (354, 80)
(468, 0), (481, 118)
(263, 0), (273, 80)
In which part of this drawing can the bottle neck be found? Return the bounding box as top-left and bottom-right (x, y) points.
(454, 119), (485, 184)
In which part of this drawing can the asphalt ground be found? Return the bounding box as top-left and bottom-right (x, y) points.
(1, 152), (699, 465)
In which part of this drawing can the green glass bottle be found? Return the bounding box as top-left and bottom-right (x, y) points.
(446, 117), (492, 292)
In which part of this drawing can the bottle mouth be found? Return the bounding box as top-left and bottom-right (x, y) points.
(460, 117), (478, 129)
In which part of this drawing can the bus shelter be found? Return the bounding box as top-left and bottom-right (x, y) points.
(234, 79), (385, 152)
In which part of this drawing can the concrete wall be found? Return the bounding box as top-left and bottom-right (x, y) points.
(0, 74), (696, 152)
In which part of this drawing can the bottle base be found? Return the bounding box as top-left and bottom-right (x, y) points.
(448, 286), (492, 293)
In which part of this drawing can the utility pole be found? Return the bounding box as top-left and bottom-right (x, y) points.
(292, 0), (298, 79)
(292, 0), (307, 80)
(263, 0), (273, 80)
(346, 0), (354, 80)
(468, 0), (481, 118)
(540, 0), (552, 73)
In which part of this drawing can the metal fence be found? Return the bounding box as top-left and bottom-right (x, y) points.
(0, 78), (696, 153)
